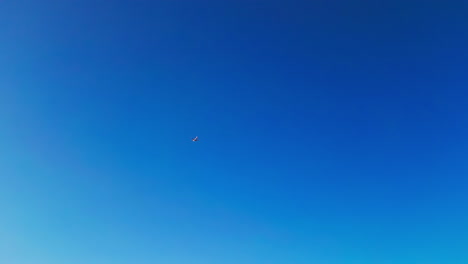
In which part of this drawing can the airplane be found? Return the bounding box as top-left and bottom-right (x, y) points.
(192, 136), (199, 142)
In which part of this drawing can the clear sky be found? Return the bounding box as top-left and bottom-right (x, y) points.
(1, 1), (467, 263)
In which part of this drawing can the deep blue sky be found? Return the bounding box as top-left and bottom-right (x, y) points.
(1, 1), (467, 263)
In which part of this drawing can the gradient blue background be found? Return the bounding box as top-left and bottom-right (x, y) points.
(1, 1), (467, 263)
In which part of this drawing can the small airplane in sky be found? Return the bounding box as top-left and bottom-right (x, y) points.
(192, 136), (199, 142)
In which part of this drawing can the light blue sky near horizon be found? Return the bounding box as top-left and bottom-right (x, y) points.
(1, 1), (468, 264)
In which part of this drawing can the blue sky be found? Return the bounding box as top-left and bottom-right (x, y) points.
(1, 1), (467, 263)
